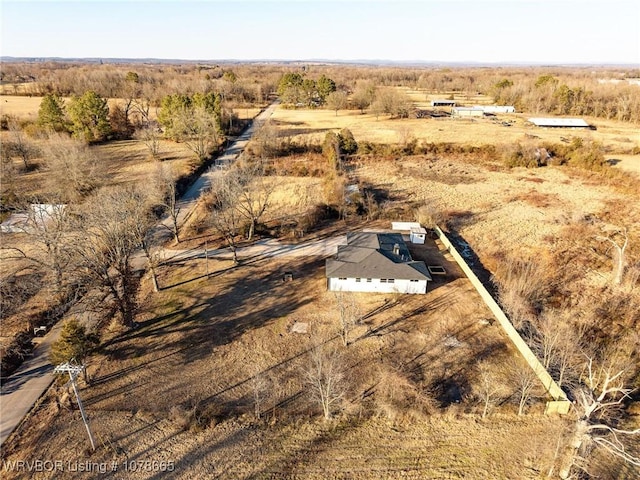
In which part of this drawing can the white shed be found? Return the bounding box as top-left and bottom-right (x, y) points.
(410, 227), (426, 244)
(451, 107), (484, 118)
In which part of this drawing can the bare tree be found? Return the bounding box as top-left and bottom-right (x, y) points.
(42, 133), (105, 202)
(303, 343), (346, 420)
(153, 163), (181, 244)
(208, 176), (243, 265)
(560, 356), (639, 478)
(73, 186), (154, 327)
(473, 361), (504, 419)
(230, 160), (276, 240)
(175, 105), (220, 161)
(250, 121), (279, 159)
(508, 360), (538, 416)
(135, 121), (162, 160)
(0, 203), (76, 300)
(334, 291), (360, 347)
(597, 226), (629, 286)
(7, 119), (37, 170)
(532, 310), (583, 389)
(326, 91), (348, 116)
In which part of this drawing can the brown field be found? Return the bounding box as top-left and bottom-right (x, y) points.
(272, 106), (640, 155)
(0, 95), (261, 123)
(1, 95), (44, 120)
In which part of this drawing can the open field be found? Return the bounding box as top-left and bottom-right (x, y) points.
(272, 106), (640, 156)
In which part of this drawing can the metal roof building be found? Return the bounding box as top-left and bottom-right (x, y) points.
(480, 105), (515, 113)
(451, 107), (484, 117)
(431, 99), (456, 107)
(528, 117), (591, 128)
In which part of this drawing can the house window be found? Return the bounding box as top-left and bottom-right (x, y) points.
(388, 279), (395, 284)
(355, 278), (361, 283)
(380, 279), (387, 283)
(366, 278), (372, 283)
(338, 277), (347, 281)
(410, 279), (419, 283)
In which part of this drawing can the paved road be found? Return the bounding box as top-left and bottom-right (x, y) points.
(159, 236), (347, 264)
(0, 101), (278, 450)
(0, 323), (63, 448)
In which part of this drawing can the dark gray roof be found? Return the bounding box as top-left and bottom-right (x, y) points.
(326, 233), (431, 281)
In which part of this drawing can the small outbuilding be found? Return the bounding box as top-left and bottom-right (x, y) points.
(451, 107), (484, 118)
(431, 99), (456, 107)
(410, 227), (427, 244)
(480, 105), (515, 113)
(528, 117), (591, 128)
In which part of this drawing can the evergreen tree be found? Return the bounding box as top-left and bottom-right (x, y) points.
(338, 128), (358, 155)
(37, 94), (67, 132)
(50, 318), (96, 366)
(316, 75), (336, 103)
(68, 90), (111, 142)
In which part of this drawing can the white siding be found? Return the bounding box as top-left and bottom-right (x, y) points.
(481, 105), (515, 113)
(392, 221), (421, 231)
(328, 277), (427, 294)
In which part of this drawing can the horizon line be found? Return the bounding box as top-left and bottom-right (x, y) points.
(2, 56), (639, 68)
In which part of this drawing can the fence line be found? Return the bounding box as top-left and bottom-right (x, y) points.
(434, 226), (570, 414)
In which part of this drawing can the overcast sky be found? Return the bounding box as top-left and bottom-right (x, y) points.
(1, 0), (639, 64)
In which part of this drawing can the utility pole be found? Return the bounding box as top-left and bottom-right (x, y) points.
(205, 240), (209, 277)
(54, 361), (96, 451)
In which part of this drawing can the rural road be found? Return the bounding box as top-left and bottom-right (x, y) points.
(151, 101), (279, 244)
(0, 323), (63, 448)
(159, 236), (347, 264)
(0, 101), (279, 450)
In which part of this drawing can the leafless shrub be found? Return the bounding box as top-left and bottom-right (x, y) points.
(303, 343), (346, 420)
(42, 133), (105, 202)
(472, 360), (507, 419)
(493, 257), (550, 329)
(376, 366), (435, 422)
(414, 203), (447, 229)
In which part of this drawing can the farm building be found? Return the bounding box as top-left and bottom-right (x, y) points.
(391, 222), (426, 244)
(528, 117), (591, 128)
(0, 204), (66, 233)
(326, 232), (431, 294)
(479, 105), (515, 113)
(431, 99), (456, 107)
(451, 107), (484, 118)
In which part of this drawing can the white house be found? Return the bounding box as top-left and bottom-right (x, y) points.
(325, 232), (431, 294)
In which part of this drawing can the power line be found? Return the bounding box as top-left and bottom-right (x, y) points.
(54, 360), (96, 451)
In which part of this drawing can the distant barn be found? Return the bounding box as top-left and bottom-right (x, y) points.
(451, 107), (484, 117)
(431, 99), (456, 107)
(480, 105), (515, 113)
(528, 117), (591, 128)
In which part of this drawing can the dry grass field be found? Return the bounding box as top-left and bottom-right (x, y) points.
(0, 95), (261, 123)
(272, 106), (640, 154)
